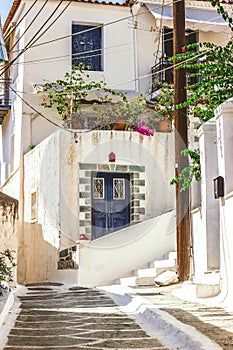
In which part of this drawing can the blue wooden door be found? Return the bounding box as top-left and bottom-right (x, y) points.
(91, 172), (130, 239)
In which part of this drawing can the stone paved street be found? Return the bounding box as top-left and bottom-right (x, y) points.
(2, 283), (170, 350)
(128, 285), (233, 350)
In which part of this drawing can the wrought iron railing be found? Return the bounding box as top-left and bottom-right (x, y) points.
(0, 78), (11, 107)
(0, 97), (11, 106)
(151, 56), (173, 93)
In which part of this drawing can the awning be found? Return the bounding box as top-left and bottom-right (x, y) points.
(146, 4), (230, 32)
(0, 17), (8, 62)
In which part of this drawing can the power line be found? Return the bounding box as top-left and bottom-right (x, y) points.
(5, 8), (226, 69)
(9, 0), (49, 52)
(0, 1), (159, 78)
(5, 19), (225, 72)
(9, 2), (176, 52)
(10, 42), (133, 66)
(8, 41), (222, 136)
(1, 0), (72, 77)
(28, 1), (73, 50)
(4, 0), (38, 43)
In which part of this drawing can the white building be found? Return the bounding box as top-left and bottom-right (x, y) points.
(0, 0), (231, 286)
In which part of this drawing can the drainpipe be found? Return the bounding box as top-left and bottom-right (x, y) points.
(130, 3), (142, 94)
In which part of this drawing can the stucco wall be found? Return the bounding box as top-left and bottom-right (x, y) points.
(192, 100), (233, 308)
(23, 132), (61, 283)
(0, 193), (18, 285)
(215, 100), (233, 309)
(23, 128), (175, 283)
(78, 210), (176, 287)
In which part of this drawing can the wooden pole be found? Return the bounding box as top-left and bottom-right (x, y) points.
(173, 0), (191, 282)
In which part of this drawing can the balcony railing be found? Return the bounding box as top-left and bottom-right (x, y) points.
(0, 79), (11, 123)
(151, 56), (173, 93)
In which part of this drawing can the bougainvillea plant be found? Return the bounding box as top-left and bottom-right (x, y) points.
(0, 249), (16, 296)
(41, 65), (168, 135)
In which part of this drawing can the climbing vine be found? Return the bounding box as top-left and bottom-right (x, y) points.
(170, 149), (201, 191)
(168, 32), (233, 190)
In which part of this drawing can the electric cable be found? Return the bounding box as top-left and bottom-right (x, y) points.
(8, 40), (225, 136)
(0, 0), (71, 77)
(0, 2), (159, 78)
(5, 10), (227, 69)
(4, 0), (38, 43)
(9, 0), (49, 52)
(11, 1), (178, 51)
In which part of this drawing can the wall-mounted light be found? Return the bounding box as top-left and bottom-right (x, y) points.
(109, 152), (116, 163)
(213, 176), (224, 199)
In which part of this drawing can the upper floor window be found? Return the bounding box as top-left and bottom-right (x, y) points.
(72, 24), (103, 71)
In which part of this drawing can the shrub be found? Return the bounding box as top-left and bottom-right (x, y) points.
(0, 249), (16, 296)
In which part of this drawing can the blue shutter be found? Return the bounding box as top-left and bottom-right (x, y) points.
(0, 18), (8, 62)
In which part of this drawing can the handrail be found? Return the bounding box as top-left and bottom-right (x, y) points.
(151, 56), (173, 92)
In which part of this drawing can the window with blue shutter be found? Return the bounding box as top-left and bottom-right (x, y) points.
(72, 24), (102, 71)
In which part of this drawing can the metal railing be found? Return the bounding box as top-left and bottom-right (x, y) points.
(0, 79), (11, 107)
(151, 56), (173, 93)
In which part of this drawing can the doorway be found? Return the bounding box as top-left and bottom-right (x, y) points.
(91, 172), (130, 239)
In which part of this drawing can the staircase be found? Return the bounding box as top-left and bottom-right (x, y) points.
(119, 252), (177, 287)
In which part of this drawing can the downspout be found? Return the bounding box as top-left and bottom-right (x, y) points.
(130, 3), (142, 94)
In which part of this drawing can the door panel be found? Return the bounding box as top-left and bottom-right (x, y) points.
(91, 172), (130, 239)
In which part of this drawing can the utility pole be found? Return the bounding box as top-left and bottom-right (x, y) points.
(173, 0), (190, 281)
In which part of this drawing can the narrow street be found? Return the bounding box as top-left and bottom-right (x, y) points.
(2, 283), (170, 350)
(2, 282), (233, 350)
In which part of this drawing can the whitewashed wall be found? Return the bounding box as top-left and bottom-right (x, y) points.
(78, 210), (176, 287)
(23, 129), (175, 283)
(191, 100), (233, 308)
(23, 132), (61, 283)
(215, 100), (233, 310)
(191, 121), (220, 284)
(2, 0), (231, 186)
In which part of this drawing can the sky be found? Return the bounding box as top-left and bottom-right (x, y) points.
(0, 0), (14, 24)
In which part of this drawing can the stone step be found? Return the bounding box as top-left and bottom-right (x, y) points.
(175, 280), (221, 299)
(136, 265), (176, 278)
(148, 258), (176, 269)
(47, 269), (78, 284)
(120, 251), (177, 287)
(168, 251), (177, 261)
(120, 276), (156, 287)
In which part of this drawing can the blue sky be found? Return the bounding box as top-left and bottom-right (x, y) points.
(1, 0), (14, 24)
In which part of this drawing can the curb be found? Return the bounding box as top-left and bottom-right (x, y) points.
(0, 291), (14, 329)
(100, 285), (222, 350)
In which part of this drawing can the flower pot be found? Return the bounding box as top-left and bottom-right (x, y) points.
(158, 120), (169, 132)
(72, 121), (83, 129)
(113, 120), (126, 131)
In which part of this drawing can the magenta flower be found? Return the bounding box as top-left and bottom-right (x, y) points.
(134, 119), (154, 136)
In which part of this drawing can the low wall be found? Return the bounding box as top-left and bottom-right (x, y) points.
(78, 210), (176, 287)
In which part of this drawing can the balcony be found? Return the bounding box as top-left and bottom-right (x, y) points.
(0, 79), (11, 123)
(151, 56), (173, 93)
(0, 98), (11, 123)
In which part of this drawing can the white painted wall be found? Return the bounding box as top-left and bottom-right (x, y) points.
(2, 0), (230, 187)
(215, 100), (233, 310)
(22, 128), (175, 283)
(78, 210), (176, 287)
(23, 132), (61, 283)
(191, 121), (220, 284)
(191, 100), (233, 308)
(60, 129), (175, 220)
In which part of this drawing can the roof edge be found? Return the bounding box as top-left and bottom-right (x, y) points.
(3, 0), (129, 34)
(3, 0), (21, 34)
